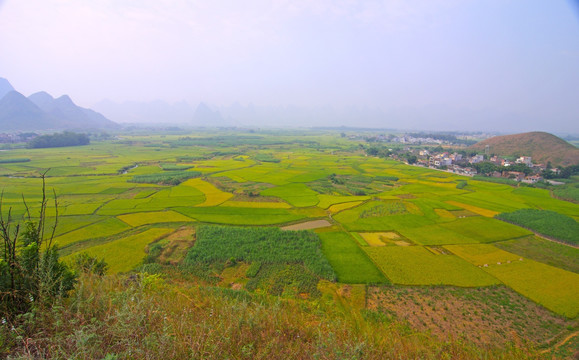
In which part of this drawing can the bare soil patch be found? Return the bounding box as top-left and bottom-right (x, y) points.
(281, 220), (332, 231)
(367, 285), (577, 348)
(158, 226), (196, 264)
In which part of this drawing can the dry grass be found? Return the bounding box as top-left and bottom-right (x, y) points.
(3, 273), (541, 359)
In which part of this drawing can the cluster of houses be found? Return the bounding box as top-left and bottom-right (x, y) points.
(0, 132), (38, 144)
(412, 150), (556, 184)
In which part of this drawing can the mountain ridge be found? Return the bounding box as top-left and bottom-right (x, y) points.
(0, 78), (119, 131)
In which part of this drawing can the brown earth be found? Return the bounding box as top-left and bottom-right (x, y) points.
(367, 285), (577, 348)
(468, 131), (579, 167)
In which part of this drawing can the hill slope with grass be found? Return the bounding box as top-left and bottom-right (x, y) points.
(469, 131), (579, 167)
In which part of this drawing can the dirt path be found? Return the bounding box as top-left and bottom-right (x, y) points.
(541, 331), (578, 354)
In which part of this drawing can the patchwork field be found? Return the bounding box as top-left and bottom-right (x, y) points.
(2, 131), (578, 331)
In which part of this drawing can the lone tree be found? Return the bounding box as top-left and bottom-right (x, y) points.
(0, 171), (75, 318)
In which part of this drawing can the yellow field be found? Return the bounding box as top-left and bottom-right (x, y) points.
(434, 208), (455, 219)
(117, 210), (195, 227)
(483, 259), (579, 318)
(220, 200), (291, 209)
(317, 195), (370, 209)
(328, 201), (364, 214)
(445, 244), (522, 266)
(446, 200), (499, 218)
(182, 178), (234, 206)
(64, 228), (174, 274)
(359, 232), (400, 246)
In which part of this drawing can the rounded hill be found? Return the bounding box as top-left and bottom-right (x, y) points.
(469, 131), (579, 167)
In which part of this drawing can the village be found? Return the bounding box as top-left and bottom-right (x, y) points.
(411, 150), (564, 185)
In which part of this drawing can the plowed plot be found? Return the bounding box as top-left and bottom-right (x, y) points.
(367, 285), (576, 348)
(363, 246), (499, 286)
(281, 220), (331, 231)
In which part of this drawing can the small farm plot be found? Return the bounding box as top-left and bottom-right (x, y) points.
(281, 220), (332, 231)
(399, 224), (479, 246)
(183, 178), (234, 207)
(260, 183), (319, 207)
(66, 228), (174, 274)
(52, 217), (131, 247)
(445, 244), (523, 266)
(96, 198), (154, 216)
(334, 200), (435, 231)
(440, 217), (532, 243)
(117, 210), (195, 227)
(447, 190), (526, 214)
(174, 206), (305, 225)
(359, 232), (409, 247)
(328, 201), (364, 214)
(445, 200), (499, 218)
(363, 246), (500, 287)
(220, 200), (291, 209)
(318, 232), (387, 284)
(59, 202), (104, 216)
(316, 195), (370, 209)
(50, 215), (103, 237)
(482, 259), (579, 318)
(184, 225), (335, 280)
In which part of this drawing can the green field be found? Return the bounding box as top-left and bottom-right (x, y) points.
(2, 130), (578, 320)
(318, 231), (387, 283)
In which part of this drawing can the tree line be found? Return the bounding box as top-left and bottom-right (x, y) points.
(27, 132), (90, 149)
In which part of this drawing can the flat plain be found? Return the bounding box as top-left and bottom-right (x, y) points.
(1, 130), (578, 351)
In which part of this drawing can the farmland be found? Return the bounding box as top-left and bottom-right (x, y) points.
(1, 130), (578, 354)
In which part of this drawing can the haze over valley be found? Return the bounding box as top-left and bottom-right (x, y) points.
(0, 1), (578, 359)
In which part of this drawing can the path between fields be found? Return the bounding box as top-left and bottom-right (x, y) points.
(541, 331), (578, 354)
(529, 232), (579, 249)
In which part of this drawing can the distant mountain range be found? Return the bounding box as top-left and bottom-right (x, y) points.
(469, 131), (579, 167)
(0, 78), (118, 132)
(93, 99), (231, 127)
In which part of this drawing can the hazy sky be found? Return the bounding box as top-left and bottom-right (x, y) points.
(1, 1), (578, 131)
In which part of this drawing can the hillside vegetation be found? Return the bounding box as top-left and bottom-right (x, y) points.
(469, 131), (579, 166)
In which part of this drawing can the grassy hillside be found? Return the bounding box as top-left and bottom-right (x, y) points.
(0, 270), (553, 359)
(469, 131), (579, 166)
